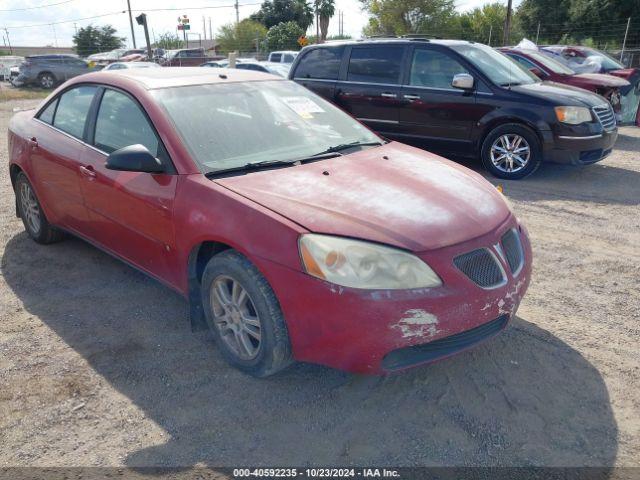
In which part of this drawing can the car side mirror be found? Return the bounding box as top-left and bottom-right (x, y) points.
(452, 73), (474, 90)
(529, 67), (545, 78)
(105, 144), (165, 173)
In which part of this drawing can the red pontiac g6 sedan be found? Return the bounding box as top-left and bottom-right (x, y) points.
(8, 68), (532, 376)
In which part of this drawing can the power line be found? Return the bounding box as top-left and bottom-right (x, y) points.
(130, 3), (261, 12)
(4, 10), (126, 29)
(0, 0), (76, 12)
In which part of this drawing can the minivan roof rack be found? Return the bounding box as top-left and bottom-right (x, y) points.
(361, 34), (431, 42)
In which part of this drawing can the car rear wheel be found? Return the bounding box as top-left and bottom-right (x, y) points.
(201, 250), (292, 377)
(38, 72), (56, 89)
(481, 124), (542, 180)
(15, 173), (63, 244)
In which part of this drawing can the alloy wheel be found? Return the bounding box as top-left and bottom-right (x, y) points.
(490, 134), (531, 173)
(19, 182), (41, 235)
(40, 74), (54, 89)
(210, 275), (262, 360)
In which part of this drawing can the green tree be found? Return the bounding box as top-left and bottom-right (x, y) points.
(266, 21), (305, 50)
(217, 19), (268, 53)
(315, 0), (336, 42)
(516, 0), (571, 44)
(73, 25), (125, 57)
(251, 0), (314, 30)
(452, 2), (518, 45)
(360, 0), (456, 36)
(154, 32), (183, 50)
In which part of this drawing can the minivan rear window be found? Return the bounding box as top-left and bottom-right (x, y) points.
(347, 46), (404, 84)
(294, 47), (345, 80)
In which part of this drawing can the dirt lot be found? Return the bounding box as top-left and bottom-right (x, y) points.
(0, 98), (638, 469)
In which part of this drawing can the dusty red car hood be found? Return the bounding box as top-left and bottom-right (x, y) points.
(572, 73), (629, 88)
(216, 143), (511, 252)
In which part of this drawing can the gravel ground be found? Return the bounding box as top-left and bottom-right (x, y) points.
(0, 99), (638, 469)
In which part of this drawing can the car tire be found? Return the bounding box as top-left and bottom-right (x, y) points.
(201, 250), (293, 377)
(15, 172), (64, 244)
(481, 123), (542, 180)
(37, 72), (56, 89)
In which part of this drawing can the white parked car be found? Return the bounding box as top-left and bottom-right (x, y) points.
(267, 51), (298, 64)
(102, 61), (160, 71)
(0, 56), (24, 82)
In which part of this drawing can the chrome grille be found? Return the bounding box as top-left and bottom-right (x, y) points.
(454, 249), (505, 289)
(593, 104), (616, 131)
(501, 229), (524, 275)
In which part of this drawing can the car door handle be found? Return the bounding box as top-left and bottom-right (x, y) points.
(29, 137), (38, 148)
(380, 92), (397, 98)
(79, 165), (96, 179)
(403, 94), (421, 101)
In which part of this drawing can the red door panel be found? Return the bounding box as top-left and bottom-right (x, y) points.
(79, 148), (179, 285)
(28, 121), (90, 230)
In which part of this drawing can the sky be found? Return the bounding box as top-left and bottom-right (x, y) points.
(0, 0), (516, 48)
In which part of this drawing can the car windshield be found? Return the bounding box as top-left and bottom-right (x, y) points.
(451, 43), (539, 86)
(525, 50), (576, 75)
(153, 80), (381, 174)
(582, 48), (625, 70)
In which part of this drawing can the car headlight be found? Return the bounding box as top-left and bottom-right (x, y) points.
(555, 106), (592, 124)
(298, 234), (442, 290)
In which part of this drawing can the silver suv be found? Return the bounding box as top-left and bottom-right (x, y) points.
(12, 55), (94, 89)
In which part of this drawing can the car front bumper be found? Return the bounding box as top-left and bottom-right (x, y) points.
(542, 128), (618, 165)
(254, 215), (532, 375)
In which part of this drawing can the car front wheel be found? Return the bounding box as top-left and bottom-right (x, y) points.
(201, 250), (293, 377)
(481, 123), (542, 180)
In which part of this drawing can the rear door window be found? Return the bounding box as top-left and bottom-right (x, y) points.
(270, 53), (282, 62)
(94, 89), (160, 157)
(52, 85), (97, 139)
(409, 49), (469, 89)
(347, 46), (404, 84)
(294, 47), (344, 80)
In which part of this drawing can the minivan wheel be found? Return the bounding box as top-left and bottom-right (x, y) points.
(481, 123), (542, 180)
(201, 250), (293, 377)
(38, 72), (56, 89)
(15, 173), (63, 244)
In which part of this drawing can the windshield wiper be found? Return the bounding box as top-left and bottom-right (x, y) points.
(205, 152), (343, 177)
(500, 81), (524, 87)
(320, 140), (384, 154)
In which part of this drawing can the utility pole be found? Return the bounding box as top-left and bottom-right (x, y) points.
(136, 14), (152, 60)
(209, 17), (213, 42)
(488, 25), (492, 46)
(127, 0), (137, 48)
(203, 17), (206, 41)
(315, 0), (319, 43)
(52, 24), (58, 48)
(73, 23), (78, 36)
(503, 0), (512, 46)
(235, 0), (239, 24)
(620, 17), (631, 63)
(4, 28), (12, 54)
(535, 22), (541, 44)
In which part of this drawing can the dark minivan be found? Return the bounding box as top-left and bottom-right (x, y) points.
(289, 39), (618, 179)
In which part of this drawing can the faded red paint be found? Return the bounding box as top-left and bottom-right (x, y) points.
(8, 69), (532, 374)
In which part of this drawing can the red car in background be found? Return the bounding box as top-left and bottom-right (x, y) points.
(500, 47), (629, 117)
(541, 45), (640, 125)
(7, 68), (531, 376)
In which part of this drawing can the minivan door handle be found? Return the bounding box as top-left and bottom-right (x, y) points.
(403, 94), (421, 101)
(380, 92), (397, 98)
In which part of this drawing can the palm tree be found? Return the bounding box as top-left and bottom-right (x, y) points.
(315, 0), (335, 42)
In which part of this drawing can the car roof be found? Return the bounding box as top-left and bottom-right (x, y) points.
(305, 38), (474, 48)
(77, 67), (282, 89)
